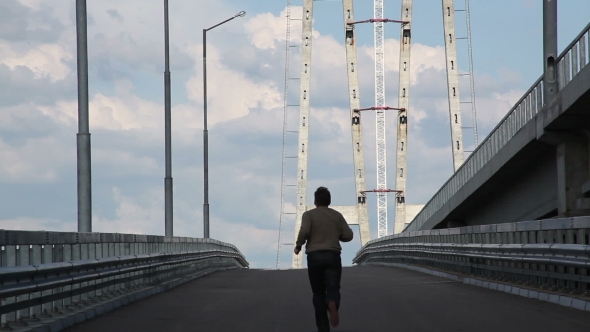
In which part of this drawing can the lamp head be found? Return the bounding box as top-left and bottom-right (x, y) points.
(235, 11), (246, 18)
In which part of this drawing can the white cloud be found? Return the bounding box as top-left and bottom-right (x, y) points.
(184, 42), (283, 126)
(16, 0), (44, 10)
(0, 42), (72, 81)
(0, 136), (71, 183)
(92, 187), (165, 235)
(211, 217), (278, 255)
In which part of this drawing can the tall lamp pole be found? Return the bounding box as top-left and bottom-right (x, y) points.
(203, 11), (246, 238)
(543, 0), (558, 103)
(76, 0), (92, 233)
(164, 0), (173, 236)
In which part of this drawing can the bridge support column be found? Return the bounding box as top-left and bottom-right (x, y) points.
(556, 135), (590, 216)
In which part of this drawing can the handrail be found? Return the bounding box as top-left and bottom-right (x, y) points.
(353, 242), (590, 294)
(0, 249), (248, 325)
(0, 233), (249, 328)
(0, 249), (246, 280)
(0, 249), (246, 301)
(0, 229), (241, 250)
(0, 229), (247, 268)
(361, 216), (590, 253)
(556, 21), (590, 62)
(353, 242), (590, 263)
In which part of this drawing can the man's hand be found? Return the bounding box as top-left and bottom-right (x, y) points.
(294, 246), (301, 255)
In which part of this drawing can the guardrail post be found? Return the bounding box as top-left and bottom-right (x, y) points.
(89, 242), (96, 259)
(30, 245), (43, 319)
(115, 241), (122, 294)
(72, 244), (80, 261)
(15, 245), (31, 324)
(89, 247), (98, 308)
(71, 244), (82, 305)
(63, 244), (73, 310)
(41, 244), (54, 317)
(51, 243), (60, 263)
(2, 246), (16, 326)
(82, 243), (91, 303)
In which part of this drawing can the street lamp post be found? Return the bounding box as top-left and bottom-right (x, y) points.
(203, 11), (246, 239)
(543, 0), (558, 103)
(164, 0), (173, 237)
(76, 0), (92, 233)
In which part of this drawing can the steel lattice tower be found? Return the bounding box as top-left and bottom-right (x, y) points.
(374, 0), (388, 238)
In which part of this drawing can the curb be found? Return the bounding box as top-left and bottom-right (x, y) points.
(15, 266), (241, 332)
(365, 262), (590, 312)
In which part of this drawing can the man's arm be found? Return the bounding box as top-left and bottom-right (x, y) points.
(295, 212), (311, 250)
(339, 214), (354, 242)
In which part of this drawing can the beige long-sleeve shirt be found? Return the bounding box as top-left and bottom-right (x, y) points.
(295, 206), (354, 254)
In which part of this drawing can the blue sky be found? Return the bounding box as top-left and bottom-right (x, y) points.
(0, 0), (589, 269)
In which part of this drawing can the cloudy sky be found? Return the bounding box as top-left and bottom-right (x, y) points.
(1, 0), (589, 268)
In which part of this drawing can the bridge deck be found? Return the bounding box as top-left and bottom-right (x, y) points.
(66, 266), (590, 332)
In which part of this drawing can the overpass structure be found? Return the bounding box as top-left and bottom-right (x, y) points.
(403, 20), (590, 232)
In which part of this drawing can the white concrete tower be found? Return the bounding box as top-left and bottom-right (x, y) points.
(393, 0), (413, 234)
(292, 0), (314, 269)
(442, 0), (465, 171)
(292, 0), (371, 268)
(343, 0), (371, 249)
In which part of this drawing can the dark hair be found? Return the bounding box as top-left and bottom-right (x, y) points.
(314, 186), (331, 206)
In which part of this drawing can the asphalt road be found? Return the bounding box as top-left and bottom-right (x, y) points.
(66, 265), (590, 332)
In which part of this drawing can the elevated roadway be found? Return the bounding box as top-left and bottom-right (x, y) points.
(405, 23), (590, 231)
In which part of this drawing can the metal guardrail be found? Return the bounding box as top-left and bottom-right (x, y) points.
(355, 217), (590, 295)
(0, 230), (246, 267)
(405, 22), (590, 232)
(362, 217), (590, 249)
(558, 22), (590, 89)
(0, 230), (249, 329)
(353, 242), (590, 294)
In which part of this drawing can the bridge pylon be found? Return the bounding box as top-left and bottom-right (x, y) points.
(284, 0), (371, 269)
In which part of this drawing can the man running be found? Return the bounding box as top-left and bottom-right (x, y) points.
(294, 186), (354, 332)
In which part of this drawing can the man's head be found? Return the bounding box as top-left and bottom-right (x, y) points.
(314, 186), (331, 207)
